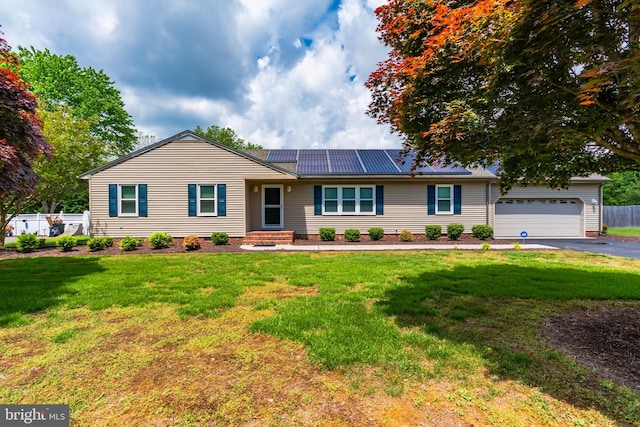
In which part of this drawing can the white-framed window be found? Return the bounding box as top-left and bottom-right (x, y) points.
(198, 184), (217, 216)
(435, 184), (453, 215)
(119, 184), (138, 216)
(322, 186), (375, 215)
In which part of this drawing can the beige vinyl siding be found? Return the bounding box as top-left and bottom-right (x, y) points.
(247, 181), (489, 236)
(88, 139), (288, 237)
(489, 183), (602, 233)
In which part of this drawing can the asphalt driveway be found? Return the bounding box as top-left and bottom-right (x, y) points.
(523, 238), (640, 259)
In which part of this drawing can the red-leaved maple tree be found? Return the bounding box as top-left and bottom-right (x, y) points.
(0, 32), (52, 245)
(367, 0), (640, 189)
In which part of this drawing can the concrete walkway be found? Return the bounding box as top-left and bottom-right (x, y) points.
(241, 243), (555, 251)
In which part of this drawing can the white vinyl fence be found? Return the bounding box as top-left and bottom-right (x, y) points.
(603, 205), (640, 227)
(5, 211), (90, 237)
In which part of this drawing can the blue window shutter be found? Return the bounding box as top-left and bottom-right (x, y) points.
(217, 184), (226, 216)
(138, 184), (148, 217)
(314, 185), (322, 215)
(188, 184), (197, 216)
(109, 184), (117, 217)
(376, 185), (384, 215)
(427, 185), (435, 215)
(454, 185), (462, 215)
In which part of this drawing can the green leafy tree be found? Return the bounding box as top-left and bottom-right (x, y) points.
(367, 0), (640, 191)
(16, 47), (136, 157)
(0, 34), (51, 246)
(33, 106), (107, 213)
(603, 172), (640, 206)
(194, 124), (262, 150)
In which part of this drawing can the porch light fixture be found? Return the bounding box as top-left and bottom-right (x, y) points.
(253, 186), (258, 193)
(287, 186), (292, 193)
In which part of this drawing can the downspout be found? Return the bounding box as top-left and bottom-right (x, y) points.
(599, 183), (604, 234)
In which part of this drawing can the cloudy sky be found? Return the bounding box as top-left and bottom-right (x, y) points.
(1, 0), (402, 149)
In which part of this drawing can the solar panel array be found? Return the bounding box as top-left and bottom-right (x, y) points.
(264, 149), (472, 175)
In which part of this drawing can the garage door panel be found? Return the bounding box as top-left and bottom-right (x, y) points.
(495, 199), (582, 238)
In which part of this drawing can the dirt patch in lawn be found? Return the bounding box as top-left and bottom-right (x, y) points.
(542, 305), (640, 394)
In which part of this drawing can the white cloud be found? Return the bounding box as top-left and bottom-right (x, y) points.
(1, 0), (400, 149)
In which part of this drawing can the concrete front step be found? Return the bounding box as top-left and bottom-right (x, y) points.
(243, 230), (295, 245)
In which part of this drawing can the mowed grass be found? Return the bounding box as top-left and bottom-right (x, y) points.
(608, 227), (640, 237)
(1, 251), (640, 426)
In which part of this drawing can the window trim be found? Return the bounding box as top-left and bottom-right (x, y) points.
(197, 184), (217, 216)
(322, 185), (376, 216)
(435, 184), (454, 215)
(118, 184), (138, 216)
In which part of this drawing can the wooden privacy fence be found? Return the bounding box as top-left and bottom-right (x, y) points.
(603, 205), (640, 227)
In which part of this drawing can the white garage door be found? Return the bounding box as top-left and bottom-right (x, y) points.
(495, 199), (582, 238)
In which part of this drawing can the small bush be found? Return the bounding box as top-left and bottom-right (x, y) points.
(147, 231), (173, 249)
(119, 236), (142, 251)
(425, 225), (442, 240)
(472, 225), (493, 240)
(87, 236), (112, 251)
(211, 232), (229, 245)
(602, 224), (608, 234)
(368, 227), (384, 241)
(56, 235), (76, 252)
(183, 235), (201, 251)
(344, 229), (360, 242)
(512, 242), (521, 250)
(399, 229), (414, 242)
(481, 242), (492, 251)
(447, 223), (464, 241)
(16, 234), (38, 253)
(319, 228), (336, 241)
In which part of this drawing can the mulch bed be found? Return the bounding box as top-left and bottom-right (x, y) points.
(543, 305), (640, 394)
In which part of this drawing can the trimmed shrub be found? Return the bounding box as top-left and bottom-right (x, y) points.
(211, 232), (229, 245)
(147, 231), (173, 249)
(472, 225), (493, 240)
(16, 234), (38, 253)
(425, 225), (442, 240)
(447, 223), (465, 241)
(56, 235), (76, 252)
(182, 235), (201, 251)
(319, 228), (336, 241)
(344, 229), (360, 242)
(368, 227), (384, 241)
(602, 224), (608, 234)
(87, 236), (113, 252)
(119, 236), (142, 251)
(399, 229), (414, 242)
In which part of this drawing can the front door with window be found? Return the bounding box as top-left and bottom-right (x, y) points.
(262, 185), (283, 228)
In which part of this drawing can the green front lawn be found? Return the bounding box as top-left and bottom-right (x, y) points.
(608, 227), (640, 237)
(1, 251), (639, 425)
(3, 234), (90, 249)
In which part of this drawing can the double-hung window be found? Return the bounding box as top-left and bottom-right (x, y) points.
(119, 185), (138, 216)
(188, 183), (226, 217)
(109, 184), (147, 217)
(198, 184), (217, 216)
(322, 186), (375, 215)
(436, 184), (453, 214)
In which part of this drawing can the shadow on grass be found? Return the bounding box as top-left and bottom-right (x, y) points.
(379, 263), (640, 425)
(0, 257), (106, 326)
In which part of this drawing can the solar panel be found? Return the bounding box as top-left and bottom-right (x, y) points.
(358, 150), (400, 174)
(385, 150), (471, 174)
(266, 149), (298, 162)
(297, 149), (330, 174)
(386, 149), (415, 173)
(328, 150), (363, 174)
